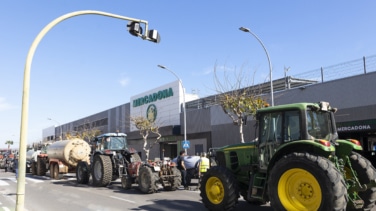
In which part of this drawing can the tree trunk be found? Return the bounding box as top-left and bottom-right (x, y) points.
(239, 121), (244, 143)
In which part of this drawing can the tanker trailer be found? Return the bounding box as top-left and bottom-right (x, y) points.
(26, 149), (41, 174)
(44, 139), (91, 179)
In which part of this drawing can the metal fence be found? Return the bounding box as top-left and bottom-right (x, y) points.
(292, 55), (376, 83)
(186, 55), (376, 109)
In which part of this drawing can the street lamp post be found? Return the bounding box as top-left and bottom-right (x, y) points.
(47, 118), (62, 140)
(17, 10), (160, 211)
(239, 26), (274, 106)
(157, 65), (187, 153)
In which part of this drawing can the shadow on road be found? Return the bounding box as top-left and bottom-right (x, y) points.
(48, 176), (273, 211)
(124, 198), (273, 211)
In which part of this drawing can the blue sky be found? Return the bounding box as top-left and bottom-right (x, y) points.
(1, 1), (376, 148)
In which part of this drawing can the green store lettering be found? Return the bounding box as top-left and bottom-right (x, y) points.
(133, 88), (174, 107)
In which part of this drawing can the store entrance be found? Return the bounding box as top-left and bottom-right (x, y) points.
(160, 142), (178, 159)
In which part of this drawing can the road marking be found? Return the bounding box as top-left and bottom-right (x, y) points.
(25, 177), (44, 183)
(0, 180), (9, 186)
(2, 207), (10, 211)
(109, 196), (136, 204)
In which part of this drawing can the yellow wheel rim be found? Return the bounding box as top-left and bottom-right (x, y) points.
(278, 168), (322, 211)
(205, 176), (225, 204)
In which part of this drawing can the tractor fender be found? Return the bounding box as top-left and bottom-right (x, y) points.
(267, 140), (335, 174)
(335, 139), (363, 157)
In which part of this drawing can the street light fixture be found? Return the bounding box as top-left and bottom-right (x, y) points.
(239, 26), (274, 106)
(47, 117), (62, 140)
(157, 65), (187, 152)
(17, 10), (161, 211)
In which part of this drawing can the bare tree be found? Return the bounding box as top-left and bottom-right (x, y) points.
(67, 119), (101, 142)
(213, 64), (268, 143)
(130, 116), (161, 161)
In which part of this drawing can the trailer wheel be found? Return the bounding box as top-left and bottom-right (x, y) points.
(138, 166), (158, 194)
(121, 175), (133, 189)
(268, 152), (348, 211)
(347, 151), (376, 210)
(76, 161), (90, 184)
(31, 162), (37, 175)
(199, 166), (239, 211)
(53, 163), (59, 180)
(37, 157), (46, 176)
(50, 163), (55, 178)
(26, 163), (31, 173)
(92, 155), (112, 187)
(163, 167), (181, 191)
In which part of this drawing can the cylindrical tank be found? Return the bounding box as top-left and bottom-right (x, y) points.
(26, 149), (41, 162)
(47, 139), (91, 167)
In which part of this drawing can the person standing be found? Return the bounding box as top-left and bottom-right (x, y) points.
(198, 152), (209, 188)
(14, 155), (19, 179)
(183, 155), (201, 186)
(177, 150), (188, 190)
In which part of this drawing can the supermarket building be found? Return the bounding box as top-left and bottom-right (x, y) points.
(43, 57), (376, 160)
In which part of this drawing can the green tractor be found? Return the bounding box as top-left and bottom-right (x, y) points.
(200, 102), (376, 211)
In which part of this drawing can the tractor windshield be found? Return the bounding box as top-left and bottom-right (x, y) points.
(102, 136), (127, 150)
(109, 136), (127, 150)
(306, 109), (334, 140)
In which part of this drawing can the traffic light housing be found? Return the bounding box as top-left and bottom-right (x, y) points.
(147, 29), (161, 43)
(127, 21), (143, 37)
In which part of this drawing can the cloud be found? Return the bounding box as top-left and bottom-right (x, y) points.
(0, 97), (13, 111)
(119, 77), (130, 87)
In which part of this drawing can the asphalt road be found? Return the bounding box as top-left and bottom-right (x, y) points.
(0, 171), (272, 211)
(0, 171), (374, 211)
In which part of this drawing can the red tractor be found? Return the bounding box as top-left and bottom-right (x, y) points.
(76, 132), (181, 194)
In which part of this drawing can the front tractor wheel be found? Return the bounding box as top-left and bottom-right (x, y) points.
(91, 155), (113, 187)
(268, 152), (348, 211)
(138, 166), (158, 194)
(76, 161), (90, 184)
(199, 166), (239, 211)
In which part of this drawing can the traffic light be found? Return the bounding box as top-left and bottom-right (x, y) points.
(127, 21), (161, 43)
(127, 21), (143, 37)
(147, 29), (161, 43)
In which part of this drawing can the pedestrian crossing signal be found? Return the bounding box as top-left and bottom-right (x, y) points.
(182, 140), (190, 149)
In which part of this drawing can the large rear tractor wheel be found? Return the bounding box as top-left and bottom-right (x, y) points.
(138, 166), (158, 194)
(268, 152), (348, 211)
(348, 151), (376, 210)
(121, 175), (133, 190)
(76, 161), (90, 184)
(163, 167), (181, 191)
(199, 166), (239, 211)
(36, 157), (46, 176)
(92, 155), (112, 187)
(131, 153), (142, 162)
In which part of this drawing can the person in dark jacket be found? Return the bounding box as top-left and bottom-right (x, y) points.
(14, 156), (19, 179)
(177, 150), (188, 189)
